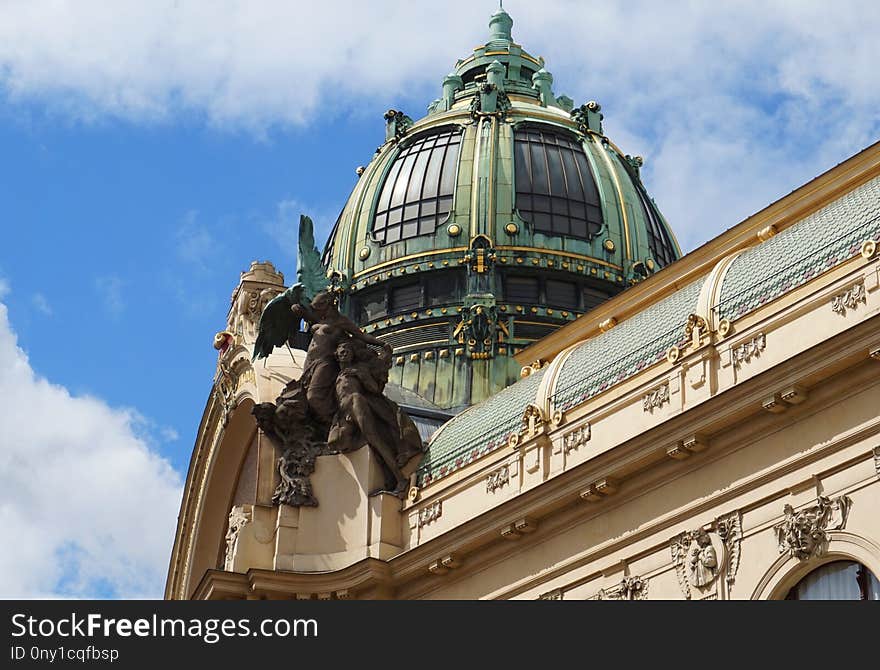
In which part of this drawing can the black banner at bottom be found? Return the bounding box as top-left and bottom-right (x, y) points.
(0, 599), (868, 666)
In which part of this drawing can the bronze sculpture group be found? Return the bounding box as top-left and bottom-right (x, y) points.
(251, 285), (424, 507)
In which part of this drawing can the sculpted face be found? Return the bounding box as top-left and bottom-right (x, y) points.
(336, 342), (355, 364)
(311, 292), (334, 316)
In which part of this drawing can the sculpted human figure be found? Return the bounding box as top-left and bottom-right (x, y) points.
(292, 291), (392, 425)
(688, 530), (718, 588)
(329, 340), (423, 495)
(252, 284), (425, 504)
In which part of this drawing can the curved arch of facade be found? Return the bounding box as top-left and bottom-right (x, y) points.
(172, 396), (258, 599)
(751, 531), (880, 600)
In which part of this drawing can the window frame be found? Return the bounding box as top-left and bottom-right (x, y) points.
(371, 125), (463, 246)
(512, 123), (605, 241)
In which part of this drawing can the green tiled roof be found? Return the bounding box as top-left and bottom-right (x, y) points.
(717, 175), (880, 321)
(417, 174), (880, 486)
(552, 279), (702, 411)
(417, 368), (545, 486)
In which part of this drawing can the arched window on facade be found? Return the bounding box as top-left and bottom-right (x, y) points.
(785, 560), (880, 600)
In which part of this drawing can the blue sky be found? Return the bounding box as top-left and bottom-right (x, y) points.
(0, 0), (878, 598)
(0, 110), (373, 473)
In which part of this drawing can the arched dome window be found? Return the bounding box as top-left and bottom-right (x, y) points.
(785, 560), (880, 600)
(514, 125), (603, 240)
(373, 127), (462, 245)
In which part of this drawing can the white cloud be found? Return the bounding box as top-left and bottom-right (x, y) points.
(0, 1), (878, 248)
(159, 426), (179, 443)
(0, 277), (9, 300)
(0, 298), (182, 598)
(32, 292), (52, 316)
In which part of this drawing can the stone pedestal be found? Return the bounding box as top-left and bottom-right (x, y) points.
(273, 446), (404, 572)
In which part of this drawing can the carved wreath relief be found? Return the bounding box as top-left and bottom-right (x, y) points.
(774, 495), (851, 560)
(830, 283), (866, 315)
(671, 512), (742, 600)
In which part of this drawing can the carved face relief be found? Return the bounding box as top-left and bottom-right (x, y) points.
(774, 496), (851, 560)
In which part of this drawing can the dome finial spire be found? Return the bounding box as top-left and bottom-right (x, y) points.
(488, 2), (513, 44)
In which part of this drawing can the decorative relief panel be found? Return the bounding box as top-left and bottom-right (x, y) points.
(731, 332), (765, 368)
(230, 286), (282, 342)
(830, 283), (866, 315)
(671, 512), (742, 600)
(223, 505), (252, 571)
(592, 576), (648, 600)
(774, 495), (851, 560)
(563, 424), (591, 454)
(418, 500), (443, 528)
(643, 384), (670, 412)
(486, 464), (510, 494)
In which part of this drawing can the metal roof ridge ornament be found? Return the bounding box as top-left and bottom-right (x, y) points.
(469, 61), (512, 119)
(571, 100), (604, 135)
(488, 4), (514, 47)
(384, 109), (413, 142)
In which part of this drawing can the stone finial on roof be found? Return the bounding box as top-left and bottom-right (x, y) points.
(488, 6), (514, 45)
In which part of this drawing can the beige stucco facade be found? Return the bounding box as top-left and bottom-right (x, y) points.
(166, 141), (880, 602)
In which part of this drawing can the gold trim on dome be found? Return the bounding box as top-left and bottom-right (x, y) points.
(506, 104), (576, 124)
(596, 142), (632, 261)
(495, 246), (622, 270)
(352, 247), (468, 278)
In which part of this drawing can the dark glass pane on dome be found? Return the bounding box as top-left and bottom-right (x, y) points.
(514, 141), (530, 191)
(546, 279), (578, 309)
(407, 151), (431, 201)
(547, 147), (566, 194)
(373, 128), (462, 245)
(583, 286), (610, 309)
(354, 288), (387, 323)
(402, 220), (418, 239)
(515, 125), (603, 239)
(439, 142), (459, 193)
(570, 219), (587, 239)
(505, 276), (540, 304)
(437, 194), (453, 218)
(422, 150), (444, 199)
(390, 282), (422, 314)
(530, 143), (550, 194)
(561, 150), (584, 200)
(426, 270), (462, 305)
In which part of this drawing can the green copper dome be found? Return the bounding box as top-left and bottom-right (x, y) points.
(318, 8), (681, 413)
